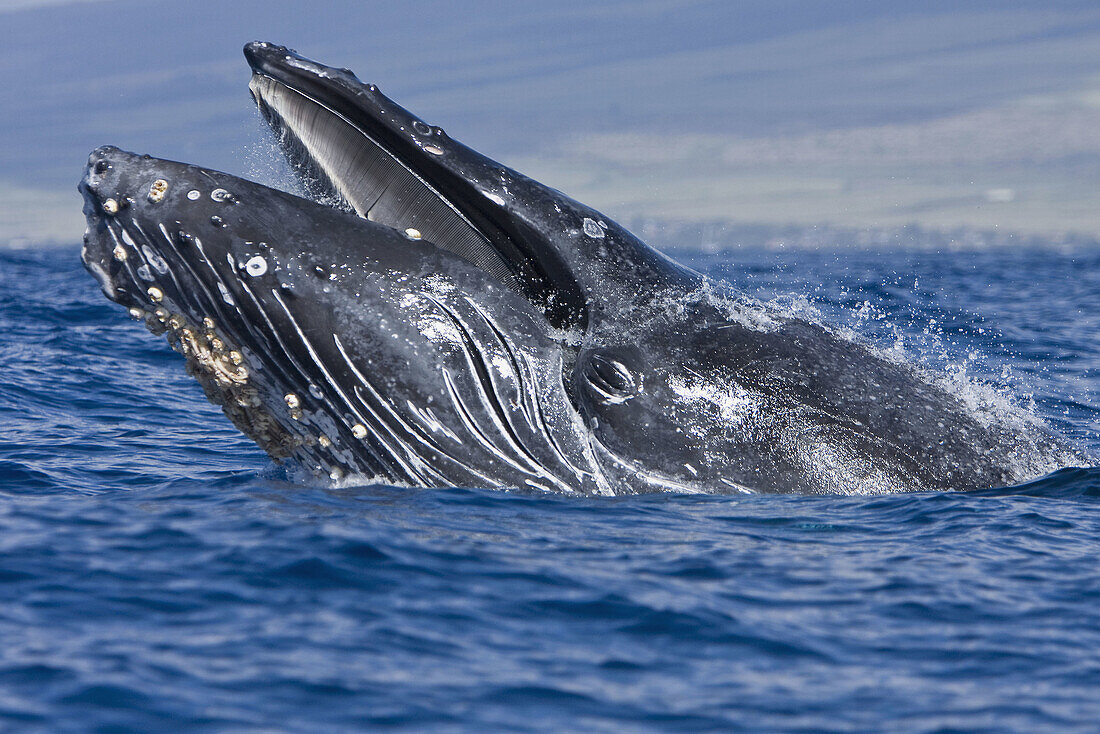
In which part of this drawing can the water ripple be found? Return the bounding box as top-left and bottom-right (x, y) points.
(1, 247), (1100, 731)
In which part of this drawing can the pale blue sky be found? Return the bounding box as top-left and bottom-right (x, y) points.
(3, 0), (1099, 243)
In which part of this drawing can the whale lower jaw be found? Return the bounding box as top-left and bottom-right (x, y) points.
(77, 145), (616, 492)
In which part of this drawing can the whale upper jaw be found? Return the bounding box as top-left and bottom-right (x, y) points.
(242, 41), (592, 332)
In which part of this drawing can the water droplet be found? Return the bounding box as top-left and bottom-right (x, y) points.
(308, 384), (324, 399)
(423, 145), (444, 156)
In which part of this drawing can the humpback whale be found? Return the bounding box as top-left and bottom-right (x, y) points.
(79, 42), (1073, 494)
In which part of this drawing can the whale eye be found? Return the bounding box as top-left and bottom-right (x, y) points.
(583, 353), (640, 404)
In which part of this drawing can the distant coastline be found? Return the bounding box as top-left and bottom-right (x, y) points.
(14, 216), (1098, 253)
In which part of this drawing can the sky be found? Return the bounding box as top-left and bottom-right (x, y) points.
(2, 0), (1099, 245)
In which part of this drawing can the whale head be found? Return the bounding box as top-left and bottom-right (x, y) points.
(78, 43), (1074, 494)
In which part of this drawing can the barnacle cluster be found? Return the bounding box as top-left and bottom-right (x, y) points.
(132, 306), (301, 459)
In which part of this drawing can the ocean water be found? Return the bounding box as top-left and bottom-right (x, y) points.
(2, 243), (1099, 732)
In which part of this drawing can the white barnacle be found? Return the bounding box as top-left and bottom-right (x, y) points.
(102, 198), (119, 215)
(127, 307), (144, 320)
(202, 317), (216, 329)
(582, 218), (605, 238)
(284, 393), (300, 409)
(148, 179), (168, 203)
(318, 435), (332, 448)
(423, 144), (444, 155)
(228, 350), (243, 365)
(187, 190), (201, 201)
(147, 286), (164, 302)
(404, 227), (422, 240)
(210, 188), (232, 202)
(244, 255), (268, 277)
(112, 244), (127, 261)
(351, 423), (368, 439)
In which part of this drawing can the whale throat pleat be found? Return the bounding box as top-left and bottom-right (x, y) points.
(249, 74), (520, 290)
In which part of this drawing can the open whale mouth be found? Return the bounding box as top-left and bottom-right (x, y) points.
(80, 41), (1077, 495)
(74, 43), (716, 493)
(243, 41), (586, 332)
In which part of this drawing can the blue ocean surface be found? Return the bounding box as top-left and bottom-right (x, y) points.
(2, 244), (1100, 732)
